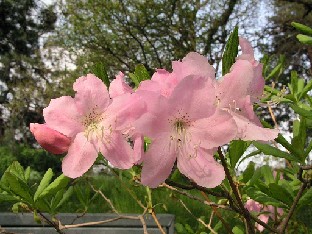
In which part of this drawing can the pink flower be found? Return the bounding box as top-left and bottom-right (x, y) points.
(214, 38), (278, 141)
(136, 76), (237, 188)
(109, 71), (133, 98)
(109, 71), (144, 164)
(43, 74), (145, 178)
(236, 37), (265, 100)
(138, 52), (215, 98)
(138, 69), (178, 98)
(245, 199), (283, 232)
(245, 199), (267, 232)
(172, 52), (216, 80)
(30, 123), (71, 154)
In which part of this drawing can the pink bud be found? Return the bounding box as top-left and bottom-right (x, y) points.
(30, 123), (71, 154)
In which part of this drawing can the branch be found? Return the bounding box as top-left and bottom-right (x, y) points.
(151, 210), (166, 234)
(218, 147), (255, 234)
(277, 182), (308, 233)
(279, 0), (312, 18)
(60, 215), (140, 230)
(89, 183), (119, 214)
(161, 183), (233, 211)
(203, 0), (238, 55)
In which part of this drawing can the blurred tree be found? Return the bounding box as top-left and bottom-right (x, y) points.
(261, 0), (312, 79)
(255, 0), (312, 129)
(56, 0), (264, 76)
(0, 0), (57, 144)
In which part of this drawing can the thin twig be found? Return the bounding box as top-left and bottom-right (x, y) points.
(200, 191), (234, 234)
(249, 213), (278, 233)
(151, 210), (166, 234)
(277, 182), (308, 233)
(89, 183), (119, 214)
(218, 147), (255, 234)
(110, 168), (146, 209)
(139, 215), (148, 234)
(37, 211), (65, 234)
(161, 183), (233, 211)
(60, 215), (140, 230)
(178, 198), (218, 234)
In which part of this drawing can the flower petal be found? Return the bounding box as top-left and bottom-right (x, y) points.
(141, 133), (176, 188)
(238, 37), (254, 59)
(191, 110), (237, 149)
(105, 93), (146, 131)
(73, 74), (110, 113)
(232, 112), (278, 141)
(169, 75), (216, 119)
(217, 60), (254, 108)
(151, 69), (178, 97)
(99, 131), (134, 169)
(177, 147), (225, 188)
(30, 123), (71, 154)
(109, 71), (133, 98)
(172, 52), (216, 80)
(62, 132), (98, 178)
(133, 134), (144, 164)
(43, 96), (83, 137)
(134, 91), (170, 139)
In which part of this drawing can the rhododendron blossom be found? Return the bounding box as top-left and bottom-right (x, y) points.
(138, 52), (216, 98)
(40, 74), (145, 178)
(136, 76), (237, 188)
(30, 123), (71, 154)
(245, 199), (283, 232)
(215, 38), (278, 141)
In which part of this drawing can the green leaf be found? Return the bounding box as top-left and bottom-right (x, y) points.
(184, 224), (195, 234)
(34, 168), (53, 201)
(245, 187), (287, 208)
(299, 188), (312, 206)
(290, 104), (312, 119)
(55, 186), (74, 210)
(266, 56), (285, 81)
(232, 226), (244, 234)
(4, 172), (33, 204)
(297, 34), (312, 45)
(268, 183), (293, 207)
(261, 165), (274, 185)
(175, 223), (185, 233)
(237, 150), (261, 167)
(275, 133), (301, 158)
(129, 64), (150, 87)
(256, 180), (271, 196)
(222, 26), (239, 75)
(0, 193), (20, 202)
(92, 62), (110, 88)
(291, 22), (312, 36)
(295, 205), (312, 229)
(253, 141), (301, 162)
(49, 188), (66, 213)
(37, 174), (70, 199)
(304, 140), (312, 158)
(24, 167), (31, 182)
(249, 167), (262, 186)
(8, 161), (25, 181)
(241, 162), (255, 183)
(289, 71), (298, 95)
(34, 198), (51, 212)
(229, 140), (250, 169)
(291, 118), (307, 156)
(298, 79), (312, 100)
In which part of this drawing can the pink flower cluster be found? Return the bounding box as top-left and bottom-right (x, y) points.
(245, 199), (283, 232)
(30, 38), (278, 188)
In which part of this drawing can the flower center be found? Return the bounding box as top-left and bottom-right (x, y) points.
(81, 108), (112, 143)
(168, 111), (198, 159)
